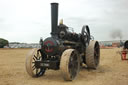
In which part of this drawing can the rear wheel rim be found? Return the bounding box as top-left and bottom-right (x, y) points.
(60, 49), (80, 81)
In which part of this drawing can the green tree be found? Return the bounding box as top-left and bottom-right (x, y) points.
(0, 38), (9, 48)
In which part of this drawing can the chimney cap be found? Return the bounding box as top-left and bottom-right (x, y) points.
(51, 2), (58, 5)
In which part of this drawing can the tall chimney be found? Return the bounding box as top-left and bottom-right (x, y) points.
(51, 3), (58, 36)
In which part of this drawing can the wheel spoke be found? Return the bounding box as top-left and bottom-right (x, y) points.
(33, 58), (35, 61)
(32, 66), (36, 70)
(70, 67), (74, 76)
(32, 62), (35, 63)
(34, 55), (38, 60)
(70, 63), (77, 79)
(72, 69), (77, 77)
(36, 69), (38, 75)
(38, 56), (41, 60)
(32, 64), (35, 68)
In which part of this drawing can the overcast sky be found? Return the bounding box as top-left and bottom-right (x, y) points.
(0, 0), (128, 43)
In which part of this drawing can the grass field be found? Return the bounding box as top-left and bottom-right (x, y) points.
(0, 48), (128, 85)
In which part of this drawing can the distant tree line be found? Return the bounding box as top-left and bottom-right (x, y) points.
(9, 42), (27, 44)
(0, 38), (9, 48)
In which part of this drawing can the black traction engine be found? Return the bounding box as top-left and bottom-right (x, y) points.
(25, 3), (100, 81)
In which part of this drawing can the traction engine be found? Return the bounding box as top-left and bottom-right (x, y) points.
(25, 3), (100, 81)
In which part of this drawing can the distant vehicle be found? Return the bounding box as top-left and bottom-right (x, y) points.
(120, 40), (128, 60)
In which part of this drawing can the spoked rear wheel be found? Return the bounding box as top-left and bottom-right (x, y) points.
(86, 40), (100, 69)
(25, 48), (46, 77)
(60, 49), (80, 81)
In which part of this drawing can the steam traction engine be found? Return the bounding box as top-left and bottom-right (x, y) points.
(25, 3), (100, 81)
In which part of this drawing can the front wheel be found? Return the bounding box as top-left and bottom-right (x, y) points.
(25, 48), (46, 77)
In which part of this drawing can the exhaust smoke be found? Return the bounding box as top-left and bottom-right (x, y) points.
(110, 29), (123, 40)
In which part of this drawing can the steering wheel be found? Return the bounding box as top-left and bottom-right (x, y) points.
(81, 25), (90, 46)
